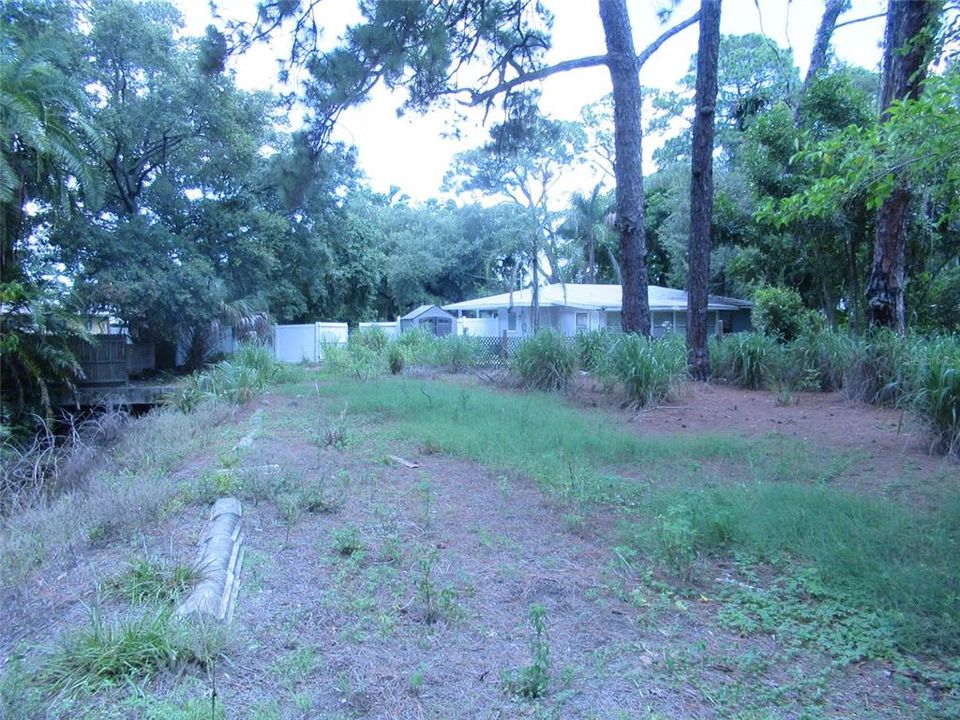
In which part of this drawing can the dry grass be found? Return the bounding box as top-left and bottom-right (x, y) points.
(0, 403), (241, 593)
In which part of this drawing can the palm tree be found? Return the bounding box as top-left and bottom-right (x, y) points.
(561, 184), (617, 284)
(1, 28), (100, 277)
(1, 28), (100, 425)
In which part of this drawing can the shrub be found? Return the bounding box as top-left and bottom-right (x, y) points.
(395, 327), (435, 365)
(711, 332), (780, 390)
(752, 286), (807, 342)
(512, 330), (575, 391)
(501, 604), (550, 699)
(572, 329), (613, 372)
(601, 333), (686, 406)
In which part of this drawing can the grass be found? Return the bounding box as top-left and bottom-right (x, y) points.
(39, 607), (221, 696)
(630, 482), (960, 654)
(105, 558), (199, 606)
(314, 375), (960, 659)
(314, 376), (749, 504)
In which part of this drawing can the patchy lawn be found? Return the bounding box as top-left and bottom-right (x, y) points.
(2, 372), (958, 719)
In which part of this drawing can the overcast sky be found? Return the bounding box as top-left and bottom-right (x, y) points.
(175, 0), (888, 204)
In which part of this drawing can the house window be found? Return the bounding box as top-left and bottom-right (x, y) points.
(575, 312), (589, 332)
(508, 309), (517, 332)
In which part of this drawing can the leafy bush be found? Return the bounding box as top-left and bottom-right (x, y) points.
(572, 329), (613, 372)
(600, 333), (686, 407)
(394, 327), (435, 365)
(752, 286), (808, 342)
(512, 330), (575, 390)
(711, 332), (780, 390)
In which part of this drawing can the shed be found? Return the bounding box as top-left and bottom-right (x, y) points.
(400, 304), (455, 336)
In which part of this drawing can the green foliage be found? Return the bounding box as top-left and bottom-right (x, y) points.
(387, 344), (405, 375)
(600, 333), (686, 407)
(106, 558), (198, 606)
(428, 334), (481, 372)
(905, 335), (960, 454)
(631, 482), (960, 654)
(176, 343), (284, 410)
(842, 328), (911, 405)
(512, 330), (575, 391)
(502, 604), (550, 699)
(352, 326), (388, 354)
(711, 332), (780, 390)
(415, 548), (461, 624)
(655, 505), (697, 578)
(330, 525), (364, 557)
(0, 281), (89, 423)
(751, 286), (807, 342)
(40, 607), (219, 696)
(787, 326), (859, 391)
(572, 329), (614, 372)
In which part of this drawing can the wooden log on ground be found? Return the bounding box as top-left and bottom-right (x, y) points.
(177, 497), (244, 623)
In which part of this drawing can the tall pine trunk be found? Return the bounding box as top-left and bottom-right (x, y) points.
(866, 0), (941, 331)
(686, 0), (721, 379)
(599, 0), (651, 336)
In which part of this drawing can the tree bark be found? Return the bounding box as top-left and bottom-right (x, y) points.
(686, 0), (721, 379)
(866, 0), (942, 332)
(599, 0), (650, 336)
(794, 0), (849, 123)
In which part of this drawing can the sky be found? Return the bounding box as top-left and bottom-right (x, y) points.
(174, 0), (888, 204)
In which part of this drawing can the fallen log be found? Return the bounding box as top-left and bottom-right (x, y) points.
(177, 497), (244, 623)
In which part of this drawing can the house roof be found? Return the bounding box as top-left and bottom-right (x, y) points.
(400, 304), (454, 321)
(443, 284), (752, 313)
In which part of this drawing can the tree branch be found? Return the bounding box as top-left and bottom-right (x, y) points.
(636, 10), (701, 69)
(465, 55), (609, 106)
(465, 9), (701, 107)
(835, 12), (886, 30)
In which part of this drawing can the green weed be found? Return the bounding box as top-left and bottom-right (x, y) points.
(502, 604), (551, 699)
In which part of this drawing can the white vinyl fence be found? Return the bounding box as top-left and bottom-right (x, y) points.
(358, 321), (400, 338)
(273, 322), (348, 363)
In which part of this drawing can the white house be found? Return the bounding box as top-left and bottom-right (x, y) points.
(443, 283), (752, 338)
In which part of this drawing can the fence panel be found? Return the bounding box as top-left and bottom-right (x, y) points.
(316, 322), (348, 359)
(274, 324), (318, 363)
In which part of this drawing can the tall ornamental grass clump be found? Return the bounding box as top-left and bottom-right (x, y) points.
(905, 335), (960, 454)
(572, 329), (614, 372)
(842, 328), (912, 405)
(710, 333), (780, 390)
(177, 343), (285, 409)
(601, 333), (686, 407)
(788, 327), (860, 392)
(512, 330), (575, 390)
